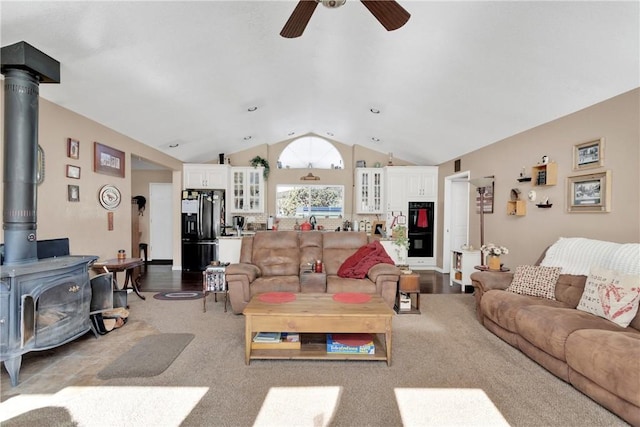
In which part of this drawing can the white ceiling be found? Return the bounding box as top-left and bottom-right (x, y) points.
(2, 1), (638, 167)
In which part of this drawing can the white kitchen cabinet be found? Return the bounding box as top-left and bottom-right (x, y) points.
(450, 250), (481, 292)
(183, 164), (229, 189)
(356, 168), (384, 213)
(406, 167), (438, 200)
(230, 167), (264, 213)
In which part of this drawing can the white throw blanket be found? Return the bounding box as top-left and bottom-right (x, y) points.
(540, 237), (640, 276)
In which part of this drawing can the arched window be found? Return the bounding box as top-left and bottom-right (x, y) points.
(277, 136), (344, 169)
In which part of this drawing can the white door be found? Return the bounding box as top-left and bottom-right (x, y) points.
(443, 172), (470, 273)
(149, 183), (173, 260)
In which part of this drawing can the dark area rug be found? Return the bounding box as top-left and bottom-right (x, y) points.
(153, 291), (203, 300)
(3, 407), (77, 427)
(97, 333), (194, 379)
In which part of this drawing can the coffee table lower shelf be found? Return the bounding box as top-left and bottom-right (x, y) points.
(249, 334), (387, 362)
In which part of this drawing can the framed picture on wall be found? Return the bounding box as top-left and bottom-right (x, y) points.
(68, 185), (80, 202)
(94, 142), (125, 178)
(475, 180), (494, 214)
(66, 164), (81, 179)
(567, 170), (611, 213)
(67, 138), (80, 159)
(573, 138), (604, 171)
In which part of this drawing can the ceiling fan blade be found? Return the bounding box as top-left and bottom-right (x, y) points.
(280, 0), (319, 38)
(361, 0), (410, 31)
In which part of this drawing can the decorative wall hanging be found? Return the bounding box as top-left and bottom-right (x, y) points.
(67, 138), (80, 159)
(94, 142), (125, 178)
(567, 170), (611, 213)
(99, 184), (122, 210)
(68, 185), (79, 202)
(573, 138), (604, 171)
(66, 164), (81, 179)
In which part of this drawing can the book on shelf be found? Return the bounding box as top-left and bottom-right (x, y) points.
(253, 332), (281, 342)
(281, 332), (300, 342)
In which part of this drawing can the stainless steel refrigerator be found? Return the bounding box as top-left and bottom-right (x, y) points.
(181, 189), (225, 271)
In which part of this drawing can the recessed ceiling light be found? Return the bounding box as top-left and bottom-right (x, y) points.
(370, 108), (380, 114)
(326, 132), (334, 137)
(371, 137), (380, 142)
(168, 143), (179, 148)
(247, 106), (258, 112)
(243, 136), (252, 141)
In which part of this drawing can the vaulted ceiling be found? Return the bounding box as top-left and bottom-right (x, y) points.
(2, 1), (638, 167)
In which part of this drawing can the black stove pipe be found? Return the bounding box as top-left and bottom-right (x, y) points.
(1, 42), (60, 265)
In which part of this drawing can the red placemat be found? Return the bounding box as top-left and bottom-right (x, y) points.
(332, 292), (371, 304)
(258, 292), (296, 303)
(333, 333), (374, 346)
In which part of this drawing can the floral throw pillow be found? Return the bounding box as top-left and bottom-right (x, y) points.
(576, 266), (640, 327)
(506, 265), (561, 300)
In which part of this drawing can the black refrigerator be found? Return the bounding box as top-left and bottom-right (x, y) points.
(181, 189), (225, 271)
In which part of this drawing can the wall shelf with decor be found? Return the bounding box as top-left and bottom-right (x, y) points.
(531, 162), (557, 186)
(507, 200), (526, 216)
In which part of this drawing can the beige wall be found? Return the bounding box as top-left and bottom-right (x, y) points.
(226, 134), (413, 220)
(3, 84), (637, 271)
(0, 86), (182, 262)
(437, 88), (640, 268)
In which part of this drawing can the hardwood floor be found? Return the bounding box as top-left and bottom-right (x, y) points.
(138, 264), (462, 294)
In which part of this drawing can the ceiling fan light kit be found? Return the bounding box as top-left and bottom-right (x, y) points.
(281, 0), (410, 38)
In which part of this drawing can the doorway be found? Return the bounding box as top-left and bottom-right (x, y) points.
(149, 183), (173, 261)
(442, 171), (470, 274)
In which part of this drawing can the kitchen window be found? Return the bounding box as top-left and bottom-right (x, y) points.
(276, 185), (344, 218)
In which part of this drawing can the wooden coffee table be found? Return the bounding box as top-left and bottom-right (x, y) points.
(243, 293), (394, 365)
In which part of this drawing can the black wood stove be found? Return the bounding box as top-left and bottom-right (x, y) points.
(1, 42), (98, 386)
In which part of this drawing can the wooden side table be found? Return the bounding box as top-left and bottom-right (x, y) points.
(395, 272), (421, 314)
(203, 265), (227, 312)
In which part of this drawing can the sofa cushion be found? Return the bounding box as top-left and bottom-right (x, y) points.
(251, 231), (300, 276)
(322, 232), (369, 276)
(576, 266), (640, 328)
(566, 329), (640, 407)
(337, 241), (394, 279)
(515, 305), (626, 361)
(250, 275), (301, 295)
(480, 289), (567, 333)
(299, 231), (323, 267)
(327, 275), (376, 295)
(506, 265), (561, 300)
(554, 274), (587, 308)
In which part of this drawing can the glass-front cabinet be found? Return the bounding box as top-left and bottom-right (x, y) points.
(231, 167), (264, 213)
(356, 168), (384, 213)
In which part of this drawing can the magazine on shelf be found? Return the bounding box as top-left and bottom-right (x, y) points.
(253, 332), (281, 342)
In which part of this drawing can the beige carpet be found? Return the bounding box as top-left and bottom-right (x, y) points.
(1, 293), (628, 426)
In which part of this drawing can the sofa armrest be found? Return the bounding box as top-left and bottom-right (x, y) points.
(471, 271), (513, 292)
(226, 263), (261, 282)
(367, 263), (401, 282)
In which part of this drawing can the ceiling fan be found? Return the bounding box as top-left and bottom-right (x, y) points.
(280, 0), (410, 38)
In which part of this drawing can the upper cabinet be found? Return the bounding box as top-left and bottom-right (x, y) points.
(230, 167), (264, 213)
(386, 166), (438, 205)
(356, 168), (385, 213)
(406, 167), (437, 200)
(183, 164), (229, 189)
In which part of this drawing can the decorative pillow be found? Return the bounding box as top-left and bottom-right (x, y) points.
(506, 265), (561, 300)
(576, 266), (640, 328)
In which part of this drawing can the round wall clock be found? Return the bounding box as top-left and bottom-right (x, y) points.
(99, 184), (122, 210)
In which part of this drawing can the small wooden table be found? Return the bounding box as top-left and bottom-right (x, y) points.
(92, 258), (145, 300)
(396, 273), (421, 314)
(243, 293), (394, 366)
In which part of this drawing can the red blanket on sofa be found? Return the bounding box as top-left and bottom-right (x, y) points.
(337, 240), (395, 279)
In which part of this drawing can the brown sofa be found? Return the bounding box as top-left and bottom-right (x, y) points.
(225, 231), (401, 314)
(471, 244), (640, 426)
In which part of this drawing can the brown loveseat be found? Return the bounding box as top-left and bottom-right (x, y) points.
(225, 231), (401, 314)
(471, 238), (640, 425)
